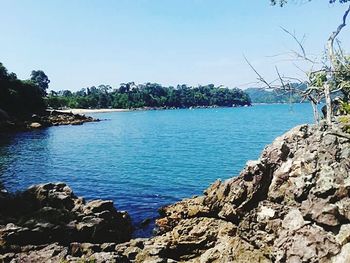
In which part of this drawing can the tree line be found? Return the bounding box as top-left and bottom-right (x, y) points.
(0, 62), (252, 117)
(46, 83), (252, 109)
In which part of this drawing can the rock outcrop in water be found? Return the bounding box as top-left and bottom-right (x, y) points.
(0, 110), (98, 132)
(1, 121), (350, 262)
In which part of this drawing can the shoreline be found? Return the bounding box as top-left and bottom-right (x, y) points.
(57, 108), (129, 114)
(56, 105), (251, 115)
(0, 111), (99, 133)
(55, 103), (311, 115)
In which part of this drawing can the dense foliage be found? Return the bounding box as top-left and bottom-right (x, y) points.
(47, 83), (251, 109)
(30, 70), (50, 95)
(0, 63), (46, 118)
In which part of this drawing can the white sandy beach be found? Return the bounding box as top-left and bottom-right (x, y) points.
(57, 108), (129, 114)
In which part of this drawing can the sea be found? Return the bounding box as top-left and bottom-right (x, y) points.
(0, 104), (315, 236)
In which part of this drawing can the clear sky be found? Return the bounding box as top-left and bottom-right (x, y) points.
(1, 0), (350, 91)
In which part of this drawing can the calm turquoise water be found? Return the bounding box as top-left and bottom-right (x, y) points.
(0, 104), (314, 236)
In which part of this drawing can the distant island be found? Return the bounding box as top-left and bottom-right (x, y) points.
(47, 83), (252, 110)
(245, 85), (307, 104)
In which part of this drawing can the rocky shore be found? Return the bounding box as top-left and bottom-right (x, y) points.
(1, 121), (350, 262)
(0, 110), (98, 132)
(0, 183), (132, 262)
(117, 121), (350, 263)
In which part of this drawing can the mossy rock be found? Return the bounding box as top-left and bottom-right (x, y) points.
(339, 116), (350, 124)
(337, 116), (350, 134)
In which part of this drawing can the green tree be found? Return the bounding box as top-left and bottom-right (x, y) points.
(0, 63), (46, 117)
(30, 70), (50, 95)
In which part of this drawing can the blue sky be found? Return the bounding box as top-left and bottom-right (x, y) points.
(1, 0), (350, 91)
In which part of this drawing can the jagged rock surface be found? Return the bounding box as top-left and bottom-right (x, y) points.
(0, 183), (132, 262)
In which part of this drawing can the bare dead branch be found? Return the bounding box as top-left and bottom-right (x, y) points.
(282, 76), (305, 83)
(328, 4), (350, 69)
(281, 27), (316, 64)
(275, 67), (288, 92)
(281, 27), (307, 57)
(244, 56), (274, 89)
(292, 62), (309, 76)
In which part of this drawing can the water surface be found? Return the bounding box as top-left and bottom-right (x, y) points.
(0, 104), (314, 236)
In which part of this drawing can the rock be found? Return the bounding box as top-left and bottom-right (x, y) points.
(69, 242), (101, 257)
(29, 122), (42, 128)
(274, 224), (340, 262)
(1, 111), (99, 132)
(257, 206), (276, 221)
(117, 218), (244, 262)
(301, 197), (341, 226)
(83, 200), (114, 214)
(282, 209), (308, 232)
(100, 242), (117, 252)
(332, 243), (350, 263)
(0, 182), (132, 254)
(336, 198), (350, 220)
(336, 224), (350, 245)
(45, 111), (98, 127)
(3, 243), (68, 262)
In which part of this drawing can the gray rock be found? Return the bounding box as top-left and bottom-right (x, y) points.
(29, 122), (42, 128)
(0, 183), (132, 252)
